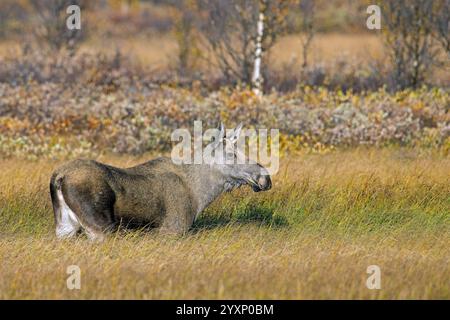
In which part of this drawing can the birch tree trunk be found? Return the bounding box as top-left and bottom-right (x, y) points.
(252, 0), (266, 96)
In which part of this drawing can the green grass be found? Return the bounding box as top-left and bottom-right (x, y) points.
(0, 148), (449, 299)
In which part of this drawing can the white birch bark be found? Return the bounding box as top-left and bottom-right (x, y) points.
(252, 8), (265, 96)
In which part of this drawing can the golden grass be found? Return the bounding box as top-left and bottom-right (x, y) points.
(270, 33), (384, 68)
(0, 148), (449, 299)
(83, 35), (178, 70)
(84, 33), (384, 70)
(3, 33), (448, 82)
(0, 33), (383, 69)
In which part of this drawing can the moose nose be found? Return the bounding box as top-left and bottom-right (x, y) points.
(258, 175), (272, 191)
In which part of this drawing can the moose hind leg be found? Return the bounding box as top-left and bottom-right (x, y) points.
(63, 183), (117, 242)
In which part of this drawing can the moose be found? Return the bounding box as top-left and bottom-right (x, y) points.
(49, 123), (272, 241)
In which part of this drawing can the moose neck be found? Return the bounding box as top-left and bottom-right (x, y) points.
(185, 163), (233, 215)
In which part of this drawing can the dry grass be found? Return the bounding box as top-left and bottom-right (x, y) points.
(0, 33), (383, 69)
(83, 33), (384, 70)
(270, 33), (384, 68)
(0, 148), (449, 299)
(2, 33), (447, 83)
(83, 35), (178, 70)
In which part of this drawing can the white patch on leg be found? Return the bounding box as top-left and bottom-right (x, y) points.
(56, 189), (81, 238)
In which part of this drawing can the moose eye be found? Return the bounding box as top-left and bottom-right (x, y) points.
(225, 152), (236, 162)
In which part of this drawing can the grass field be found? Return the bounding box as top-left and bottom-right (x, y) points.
(0, 33), (384, 70)
(0, 148), (449, 299)
(2, 33), (447, 85)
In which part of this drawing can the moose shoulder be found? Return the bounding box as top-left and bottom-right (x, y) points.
(49, 124), (272, 241)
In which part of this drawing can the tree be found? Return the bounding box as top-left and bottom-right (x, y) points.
(382, 0), (440, 89)
(251, 0), (268, 96)
(29, 0), (88, 53)
(169, 0), (200, 75)
(299, 0), (315, 70)
(432, 0), (450, 57)
(199, 0), (289, 92)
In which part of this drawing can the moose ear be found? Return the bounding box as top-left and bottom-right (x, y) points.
(210, 122), (225, 150)
(218, 122), (225, 141)
(228, 122), (243, 144)
(234, 122), (243, 137)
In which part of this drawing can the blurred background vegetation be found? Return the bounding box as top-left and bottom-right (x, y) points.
(0, 0), (448, 158)
(1, 0), (448, 90)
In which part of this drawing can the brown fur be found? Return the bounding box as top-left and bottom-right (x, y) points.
(49, 124), (272, 240)
(50, 157), (200, 237)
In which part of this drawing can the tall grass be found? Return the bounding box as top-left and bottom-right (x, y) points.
(0, 148), (449, 299)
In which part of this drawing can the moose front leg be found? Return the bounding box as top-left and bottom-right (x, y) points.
(158, 196), (196, 236)
(158, 174), (196, 236)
